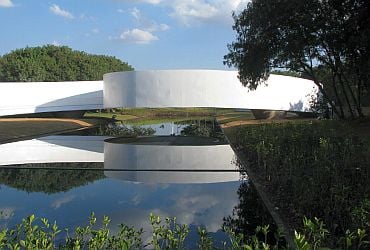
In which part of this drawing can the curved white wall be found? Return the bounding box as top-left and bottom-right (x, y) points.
(0, 70), (317, 116)
(0, 81), (103, 116)
(104, 70), (317, 111)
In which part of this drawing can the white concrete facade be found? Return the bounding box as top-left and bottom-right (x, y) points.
(0, 70), (317, 116)
(104, 70), (317, 111)
(0, 81), (103, 116)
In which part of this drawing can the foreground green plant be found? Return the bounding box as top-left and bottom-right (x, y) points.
(150, 213), (189, 250)
(0, 213), (368, 249)
(197, 227), (214, 250)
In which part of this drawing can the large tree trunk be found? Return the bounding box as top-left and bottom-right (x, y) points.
(303, 65), (343, 119)
(331, 72), (345, 118)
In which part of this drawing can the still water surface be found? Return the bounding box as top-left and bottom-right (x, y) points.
(0, 119), (258, 246)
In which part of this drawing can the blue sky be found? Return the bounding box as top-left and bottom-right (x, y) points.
(0, 0), (249, 70)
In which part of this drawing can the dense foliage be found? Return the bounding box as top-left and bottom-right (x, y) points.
(224, 0), (370, 119)
(0, 213), (367, 249)
(0, 45), (133, 82)
(92, 123), (156, 137)
(179, 119), (226, 140)
(0, 163), (104, 194)
(232, 121), (369, 247)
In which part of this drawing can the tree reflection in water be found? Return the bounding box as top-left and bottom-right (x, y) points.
(223, 181), (275, 234)
(179, 119), (226, 141)
(93, 123), (156, 137)
(0, 163), (104, 194)
(223, 159), (285, 246)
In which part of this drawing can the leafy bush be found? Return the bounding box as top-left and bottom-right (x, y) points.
(233, 121), (369, 247)
(0, 213), (368, 249)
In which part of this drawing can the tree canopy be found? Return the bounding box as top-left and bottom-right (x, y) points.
(224, 0), (369, 119)
(0, 45), (133, 82)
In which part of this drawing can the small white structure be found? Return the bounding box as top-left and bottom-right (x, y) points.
(0, 70), (317, 116)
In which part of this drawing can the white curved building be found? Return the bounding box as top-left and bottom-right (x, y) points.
(104, 70), (316, 111)
(0, 81), (103, 116)
(0, 70), (317, 116)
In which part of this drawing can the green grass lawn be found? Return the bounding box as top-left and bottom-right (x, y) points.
(84, 112), (137, 121)
(84, 108), (237, 123)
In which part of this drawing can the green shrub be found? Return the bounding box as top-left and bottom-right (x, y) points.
(234, 121), (369, 247)
(0, 213), (368, 249)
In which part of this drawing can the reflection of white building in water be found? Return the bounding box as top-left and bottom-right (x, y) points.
(104, 137), (240, 183)
(0, 70), (317, 116)
(0, 136), (241, 184)
(0, 136), (242, 237)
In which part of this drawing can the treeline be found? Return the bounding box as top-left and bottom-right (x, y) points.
(0, 45), (133, 82)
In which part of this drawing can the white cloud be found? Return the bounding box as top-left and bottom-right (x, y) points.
(168, 0), (249, 25)
(143, 0), (161, 3)
(79, 13), (95, 21)
(119, 28), (158, 44)
(0, 0), (13, 8)
(0, 207), (15, 219)
(130, 7), (170, 32)
(52, 195), (75, 209)
(49, 4), (74, 19)
(98, 182), (239, 238)
(125, 0), (249, 25)
(114, 7), (169, 44)
(117, 0), (162, 4)
(170, 0), (218, 23)
(84, 28), (99, 37)
(145, 22), (170, 32)
(131, 7), (140, 20)
(117, 0), (249, 24)
(158, 23), (170, 31)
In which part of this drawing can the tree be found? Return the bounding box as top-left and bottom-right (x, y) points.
(0, 45), (133, 82)
(224, 0), (370, 119)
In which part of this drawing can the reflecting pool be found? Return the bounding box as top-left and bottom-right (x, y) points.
(0, 118), (271, 247)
